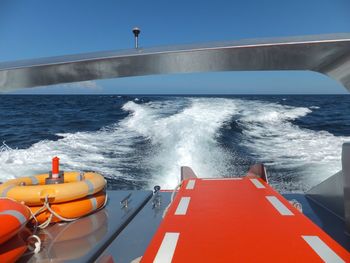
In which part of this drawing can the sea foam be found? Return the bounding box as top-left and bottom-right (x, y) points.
(0, 97), (347, 192)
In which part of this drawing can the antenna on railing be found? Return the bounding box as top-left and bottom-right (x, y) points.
(132, 27), (141, 49)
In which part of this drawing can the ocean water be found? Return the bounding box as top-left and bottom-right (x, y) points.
(0, 94), (349, 193)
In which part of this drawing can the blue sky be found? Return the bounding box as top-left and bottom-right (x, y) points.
(1, 0), (350, 94)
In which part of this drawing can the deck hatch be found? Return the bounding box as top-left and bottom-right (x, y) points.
(141, 177), (350, 261)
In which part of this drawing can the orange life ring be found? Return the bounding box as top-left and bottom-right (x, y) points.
(0, 171), (106, 206)
(0, 198), (31, 245)
(30, 191), (106, 224)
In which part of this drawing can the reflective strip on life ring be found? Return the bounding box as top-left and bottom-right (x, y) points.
(89, 197), (98, 210)
(29, 176), (39, 185)
(85, 179), (95, 195)
(0, 210), (27, 225)
(1, 185), (16, 197)
(0, 172), (106, 206)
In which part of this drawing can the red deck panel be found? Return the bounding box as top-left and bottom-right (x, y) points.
(141, 177), (350, 262)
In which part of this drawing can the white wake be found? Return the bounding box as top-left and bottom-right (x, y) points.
(0, 97), (347, 192)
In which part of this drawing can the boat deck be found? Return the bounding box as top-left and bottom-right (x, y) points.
(19, 178), (350, 263)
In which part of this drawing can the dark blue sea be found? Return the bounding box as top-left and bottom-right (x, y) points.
(1, 95), (349, 192)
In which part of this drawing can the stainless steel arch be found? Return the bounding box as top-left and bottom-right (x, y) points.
(0, 33), (350, 91)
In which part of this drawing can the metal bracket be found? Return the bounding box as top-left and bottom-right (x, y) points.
(152, 185), (162, 209)
(120, 193), (132, 209)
